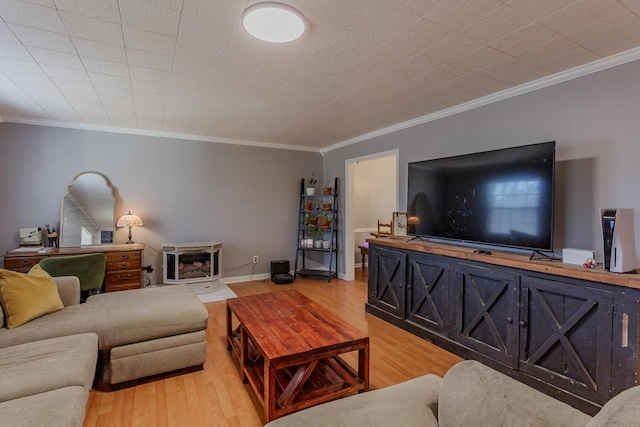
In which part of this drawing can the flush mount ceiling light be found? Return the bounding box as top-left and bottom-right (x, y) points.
(242, 2), (306, 43)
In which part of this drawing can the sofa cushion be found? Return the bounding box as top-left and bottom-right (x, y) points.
(0, 333), (97, 402)
(265, 374), (442, 427)
(0, 386), (88, 427)
(0, 284), (208, 350)
(438, 360), (592, 427)
(109, 330), (206, 384)
(586, 385), (640, 426)
(0, 265), (64, 329)
(53, 276), (81, 307)
(82, 284), (208, 348)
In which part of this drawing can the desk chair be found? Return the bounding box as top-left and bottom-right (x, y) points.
(370, 220), (393, 238)
(39, 253), (106, 301)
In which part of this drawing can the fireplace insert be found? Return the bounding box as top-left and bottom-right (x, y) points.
(162, 242), (221, 285)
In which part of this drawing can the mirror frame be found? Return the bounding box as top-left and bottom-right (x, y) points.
(59, 171), (116, 247)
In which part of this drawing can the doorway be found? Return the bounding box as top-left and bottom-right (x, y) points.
(344, 150), (399, 281)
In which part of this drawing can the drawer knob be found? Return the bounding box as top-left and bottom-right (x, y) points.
(116, 274), (132, 281)
(22, 260), (30, 265)
(120, 254), (127, 260)
(120, 263), (127, 269)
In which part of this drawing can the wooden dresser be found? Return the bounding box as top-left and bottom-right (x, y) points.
(3, 244), (144, 292)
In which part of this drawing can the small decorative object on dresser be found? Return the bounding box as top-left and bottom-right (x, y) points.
(45, 224), (58, 247)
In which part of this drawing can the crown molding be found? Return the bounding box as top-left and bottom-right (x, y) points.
(322, 46), (640, 154)
(1, 116), (322, 153)
(3, 46), (640, 155)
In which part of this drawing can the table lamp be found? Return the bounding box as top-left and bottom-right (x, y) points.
(117, 211), (143, 244)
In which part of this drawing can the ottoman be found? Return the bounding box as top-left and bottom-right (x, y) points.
(84, 285), (209, 390)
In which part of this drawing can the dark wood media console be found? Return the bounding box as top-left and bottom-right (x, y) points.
(365, 237), (640, 416)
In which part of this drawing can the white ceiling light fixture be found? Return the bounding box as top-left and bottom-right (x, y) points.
(242, 2), (306, 43)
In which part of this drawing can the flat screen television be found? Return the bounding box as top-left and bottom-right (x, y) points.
(407, 141), (555, 252)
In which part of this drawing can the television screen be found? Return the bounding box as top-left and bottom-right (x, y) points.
(407, 141), (555, 251)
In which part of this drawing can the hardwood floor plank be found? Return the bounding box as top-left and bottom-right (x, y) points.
(83, 275), (461, 426)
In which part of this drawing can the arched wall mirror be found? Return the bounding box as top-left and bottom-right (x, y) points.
(60, 171), (116, 247)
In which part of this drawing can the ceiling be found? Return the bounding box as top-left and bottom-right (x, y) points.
(1, 0), (640, 151)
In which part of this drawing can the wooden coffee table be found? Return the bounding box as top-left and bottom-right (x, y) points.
(226, 290), (370, 422)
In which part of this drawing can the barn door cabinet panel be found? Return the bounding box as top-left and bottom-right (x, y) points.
(454, 262), (520, 368)
(367, 246), (406, 322)
(406, 252), (452, 336)
(365, 239), (640, 415)
(519, 275), (615, 405)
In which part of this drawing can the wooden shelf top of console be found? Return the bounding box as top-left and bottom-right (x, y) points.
(368, 237), (640, 290)
(6, 243), (144, 257)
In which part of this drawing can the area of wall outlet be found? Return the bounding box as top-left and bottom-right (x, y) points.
(252, 255), (259, 264)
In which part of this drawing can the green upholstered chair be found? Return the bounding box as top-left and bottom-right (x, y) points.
(39, 253), (106, 299)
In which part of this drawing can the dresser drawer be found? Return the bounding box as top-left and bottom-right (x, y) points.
(4, 256), (47, 272)
(105, 282), (142, 292)
(106, 260), (142, 271)
(105, 251), (142, 263)
(105, 270), (142, 288)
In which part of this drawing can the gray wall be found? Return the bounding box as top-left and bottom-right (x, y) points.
(0, 123), (322, 283)
(3, 58), (640, 279)
(325, 59), (640, 273)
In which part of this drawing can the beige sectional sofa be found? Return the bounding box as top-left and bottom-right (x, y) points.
(0, 275), (209, 426)
(266, 360), (640, 427)
(0, 276), (209, 390)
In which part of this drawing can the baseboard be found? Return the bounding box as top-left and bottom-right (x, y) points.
(221, 270), (349, 283)
(151, 270), (349, 286)
(220, 273), (271, 285)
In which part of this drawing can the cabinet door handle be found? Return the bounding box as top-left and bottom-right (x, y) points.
(519, 320), (527, 327)
(506, 317), (513, 323)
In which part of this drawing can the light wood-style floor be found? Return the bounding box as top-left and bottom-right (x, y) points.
(83, 273), (462, 427)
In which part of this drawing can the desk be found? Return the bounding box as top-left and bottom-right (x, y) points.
(358, 245), (368, 270)
(4, 244), (144, 292)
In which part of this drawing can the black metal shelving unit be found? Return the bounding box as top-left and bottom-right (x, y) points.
(294, 177), (339, 282)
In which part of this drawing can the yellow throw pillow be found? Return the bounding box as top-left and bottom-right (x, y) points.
(0, 264), (64, 329)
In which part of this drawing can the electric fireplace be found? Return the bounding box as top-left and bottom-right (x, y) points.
(162, 242), (221, 286)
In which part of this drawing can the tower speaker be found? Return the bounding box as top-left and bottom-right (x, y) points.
(601, 208), (637, 273)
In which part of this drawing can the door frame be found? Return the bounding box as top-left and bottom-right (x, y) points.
(343, 149), (399, 281)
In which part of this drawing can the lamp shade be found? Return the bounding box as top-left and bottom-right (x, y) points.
(117, 211), (143, 228)
(242, 2), (305, 43)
